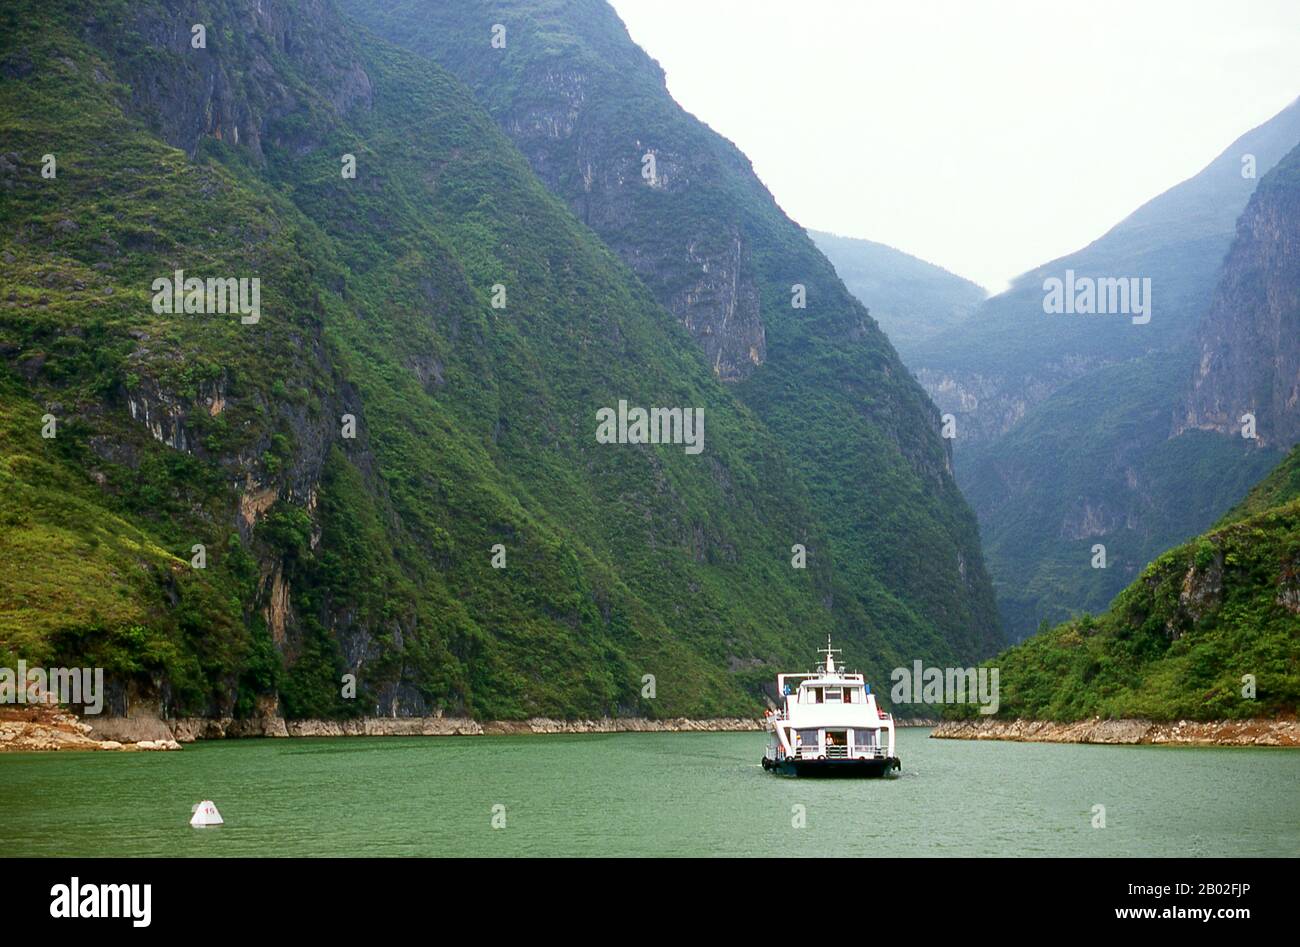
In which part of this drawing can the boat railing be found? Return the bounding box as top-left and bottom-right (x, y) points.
(793, 745), (890, 760)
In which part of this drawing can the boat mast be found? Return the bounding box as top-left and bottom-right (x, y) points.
(817, 634), (841, 675)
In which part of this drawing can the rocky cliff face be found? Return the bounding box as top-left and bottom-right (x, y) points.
(559, 125), (768, 382)
(91, 0), (374, 161)
(451, 25), (769, 383)
(1178, 142), (1300, 450)
(913, 362), (1088, 446)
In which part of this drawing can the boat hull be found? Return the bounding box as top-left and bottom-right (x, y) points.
(763, 756), (900, 778)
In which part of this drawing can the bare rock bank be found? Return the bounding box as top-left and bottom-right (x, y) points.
(169, 714), (765, 740)
(0, 703), (180, 752)
(930, 717), (1299, 747)
(6, 704), (938, 752)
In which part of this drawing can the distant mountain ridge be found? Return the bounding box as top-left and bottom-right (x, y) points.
(912, 97), (1300, 449)
(889, 98), (1300, 639)
(809, 230), (986, 357)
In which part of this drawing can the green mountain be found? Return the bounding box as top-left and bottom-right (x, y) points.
(0, 0), (998, 724)
(961, 141), (1300, 722)
(1219, 442), (1300, 525)
(974, 443), (1300, 721)
(905, 100), (1300, 639)
(342, 0), (1003, 666)
(806, 231), (977, 356)
(810, 231), (986, 357)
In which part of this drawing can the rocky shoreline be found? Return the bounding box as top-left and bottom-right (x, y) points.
(0, 704), (182, 752)
(167, 714), (769, 741)
(930, 717), (1299, 747)
(3, 706), (948, 751)
(2, 707), (767, 751)
(16, 708), (1292, 750)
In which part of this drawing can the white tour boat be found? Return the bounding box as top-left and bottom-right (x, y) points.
(761, 638), (900, 778)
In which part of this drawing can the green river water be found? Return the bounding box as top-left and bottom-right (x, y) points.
(1, 729), (1296, 856)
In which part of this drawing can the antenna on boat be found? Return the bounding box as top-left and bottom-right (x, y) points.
(818, 634), (841, 674)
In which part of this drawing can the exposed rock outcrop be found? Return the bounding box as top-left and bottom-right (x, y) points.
(1178, 141), (1300, 449)
(10, 707), (766, 749)
(1, 703), (180, 752)
(90, 0), (374, 161)
(931, 717), (1299, 747)
(175, 715), (763, 740)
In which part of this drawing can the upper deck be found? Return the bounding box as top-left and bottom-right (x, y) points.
(774, 641), (892, 729)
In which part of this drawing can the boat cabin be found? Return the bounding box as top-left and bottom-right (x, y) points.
(764, 641), (896, 765)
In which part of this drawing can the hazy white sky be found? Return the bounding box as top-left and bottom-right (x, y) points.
(608, 0), (1300, 292)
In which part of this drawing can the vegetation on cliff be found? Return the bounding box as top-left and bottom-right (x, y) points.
(959, 445), (1300, 721)
(343, 0), (1004, 667)
(0, 0), (999, 721)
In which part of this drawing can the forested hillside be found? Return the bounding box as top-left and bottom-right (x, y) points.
(343, 0), (1004, 667)
(975, 445), (1300, 721)
(0, 0), (1002, 723)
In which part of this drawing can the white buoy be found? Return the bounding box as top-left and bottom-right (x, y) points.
(190, 800), (223, 827)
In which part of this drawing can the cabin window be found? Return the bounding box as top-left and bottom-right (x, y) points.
(824, 688), (842, 702)
(795, 729), (819, 748)
(853, 728), (878, 747)
(808, 687), (822, 704)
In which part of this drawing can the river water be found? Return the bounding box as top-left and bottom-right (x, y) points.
(1, 729), (1296, 856)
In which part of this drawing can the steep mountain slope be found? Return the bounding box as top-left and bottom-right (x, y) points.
(0, 0), (881, 720)
(913, 98), (1300, 448)
(342, 0), (1004, 664)
(1219, 441), (1300, 524)
(962, 359), (1281, 638)
(956, 139), (1300, 710)
(959, 117), (1300, 640)
(1179, 142), (1300, 450)
(972, 444), (1300, 722)
(896, 100), (1300, 639)
(810, 231), (986, 357)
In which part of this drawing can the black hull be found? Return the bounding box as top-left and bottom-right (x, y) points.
(763, 756), (900, 778)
